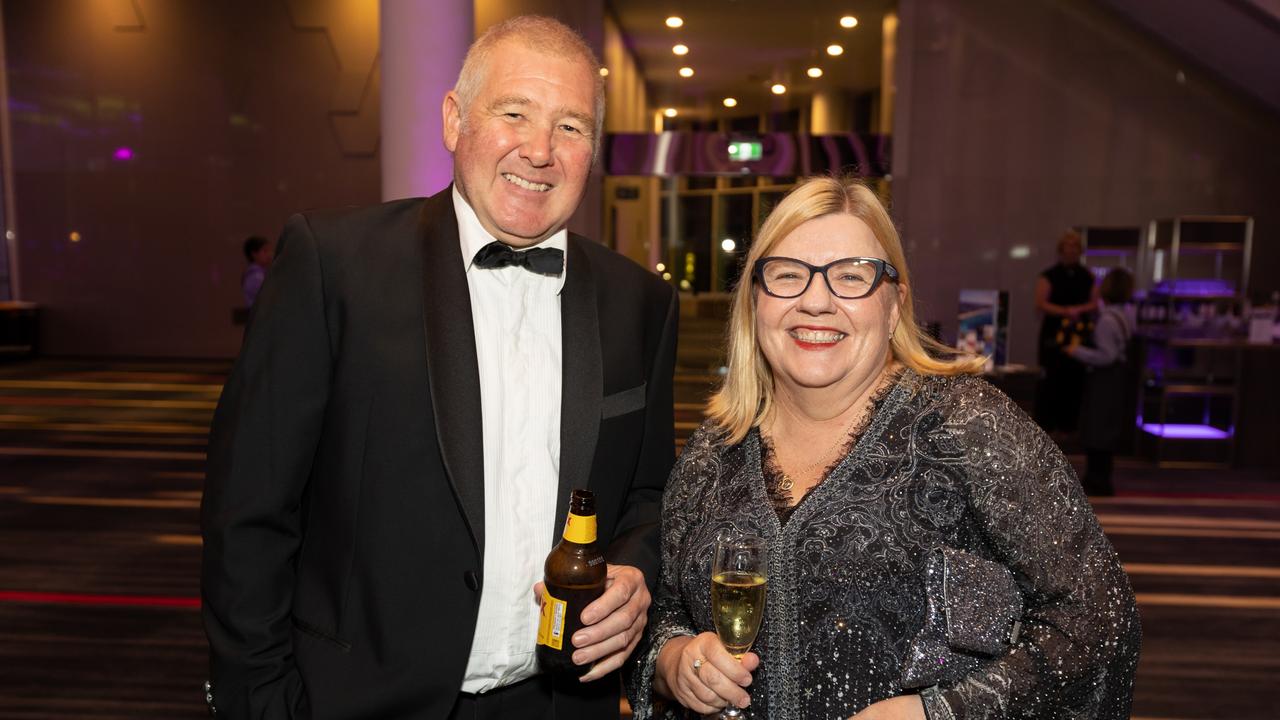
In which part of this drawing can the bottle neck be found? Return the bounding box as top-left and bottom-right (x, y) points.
(562, 511), (597, 545)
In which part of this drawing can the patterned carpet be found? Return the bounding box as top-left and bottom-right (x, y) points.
(0, 358), (1276, 718)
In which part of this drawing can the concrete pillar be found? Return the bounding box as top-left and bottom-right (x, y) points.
(380, 0), (472, 201)
(811, 90), (853, 134)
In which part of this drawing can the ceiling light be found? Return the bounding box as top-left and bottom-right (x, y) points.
(840, 15), (858, 28)
(721, 238), (737, 252)
(722, 97), (738, 108)
(663, 107), (678, 118)
(599, 67), (609, 77)
(771, 83), (787, 95)
(826, 44), (844, 56)
(672, 43), (689, 55)
(678, 67), (694, 78)
(807, 67), (823, 78)
(666, 16), (683, 28)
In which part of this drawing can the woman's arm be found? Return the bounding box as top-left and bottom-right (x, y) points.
(1036, 275), (1096, 319)
(625, 425), (714, 719)
(925, 380), (1141, 720)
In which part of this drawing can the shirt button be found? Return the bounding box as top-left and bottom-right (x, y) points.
(463, 570), (481, 591)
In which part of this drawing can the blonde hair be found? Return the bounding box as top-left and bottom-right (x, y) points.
(454, 15), (606, 144)
(706, 175), (986, 444)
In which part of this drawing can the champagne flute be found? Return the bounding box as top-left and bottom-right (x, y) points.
(710, 536), (767, 719)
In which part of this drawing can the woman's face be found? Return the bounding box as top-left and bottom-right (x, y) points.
(755, 213), (903, 397)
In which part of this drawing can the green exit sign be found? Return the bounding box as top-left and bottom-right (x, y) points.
(728, 141), (762, 162)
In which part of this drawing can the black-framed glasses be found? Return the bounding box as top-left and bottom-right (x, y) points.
(752, 256), (899, 299)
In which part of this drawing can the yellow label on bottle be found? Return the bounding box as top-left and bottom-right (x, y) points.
(562, 512), (597, 544)
(537, 587), (567, 650)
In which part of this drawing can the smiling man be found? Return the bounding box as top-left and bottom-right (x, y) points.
(201, 16), (678, 720)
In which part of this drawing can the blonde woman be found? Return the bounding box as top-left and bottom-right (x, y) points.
(627, 176), (1140, 719)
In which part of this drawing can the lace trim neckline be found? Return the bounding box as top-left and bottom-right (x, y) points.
(759, 366), (907, 524)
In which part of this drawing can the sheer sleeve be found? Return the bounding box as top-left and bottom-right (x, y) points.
(922, 378), (1141, 720)
(626, 424), (721, 720)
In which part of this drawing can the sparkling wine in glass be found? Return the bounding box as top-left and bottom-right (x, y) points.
(711, 536), (767, 718)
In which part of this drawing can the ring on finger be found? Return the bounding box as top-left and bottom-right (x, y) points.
(691, 658), (704, 672)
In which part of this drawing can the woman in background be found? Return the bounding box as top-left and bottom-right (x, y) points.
(1034, 230), (1098, 437)
(1068, 267), (1137, 496)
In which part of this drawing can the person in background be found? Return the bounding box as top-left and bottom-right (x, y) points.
(627, 176), (1140, 720)
(1068, 267), (1136, 496)
(240, 235), (272, 307)
(202, 15), (677, 720)
(1034, 229), (1098, 439)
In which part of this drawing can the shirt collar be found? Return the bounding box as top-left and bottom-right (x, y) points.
(453, 185), (568, 293)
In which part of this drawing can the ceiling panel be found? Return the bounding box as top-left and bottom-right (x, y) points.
(608, 0), (895, 119)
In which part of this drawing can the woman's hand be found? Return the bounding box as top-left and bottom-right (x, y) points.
(654, 632), (759, 715)
(847, 695), (926, 720)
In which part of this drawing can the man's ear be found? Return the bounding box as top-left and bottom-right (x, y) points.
(442, 91), (462, 152)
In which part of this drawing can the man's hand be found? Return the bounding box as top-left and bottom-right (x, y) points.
(848, 695), (926, 720)
(533, 564), (650, 682)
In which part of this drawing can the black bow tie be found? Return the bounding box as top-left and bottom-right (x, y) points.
(473, 241), (564, 276)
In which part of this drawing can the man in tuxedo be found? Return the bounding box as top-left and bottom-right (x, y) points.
(201, 15), (677, 719)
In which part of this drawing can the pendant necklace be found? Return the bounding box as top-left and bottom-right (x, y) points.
(777, 413), (861, 492)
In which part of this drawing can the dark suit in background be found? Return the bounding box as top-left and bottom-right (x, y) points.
(201, 188), (678, 718)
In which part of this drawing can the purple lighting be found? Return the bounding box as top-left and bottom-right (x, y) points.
(1140, 423), (1231, 440)
(113, 147), (134, 161)
(1150, 279), (1235, 297)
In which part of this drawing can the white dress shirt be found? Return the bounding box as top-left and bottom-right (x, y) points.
(453, 187), (565, 693)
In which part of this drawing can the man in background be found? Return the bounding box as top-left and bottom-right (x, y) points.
(240, 235), (272, 307)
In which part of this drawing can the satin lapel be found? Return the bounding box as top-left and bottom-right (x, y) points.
(554, 236), (603, 544)
(419, 188), (485, 556)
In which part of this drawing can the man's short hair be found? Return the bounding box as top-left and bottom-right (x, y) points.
(243, 236), (268, 262)
(453, 15), (605, 143)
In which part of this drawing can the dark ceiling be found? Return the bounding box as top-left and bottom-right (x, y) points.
(1098, 0), (1280, 116)
(608, 0), (897, 120)
(607, 0), (1280, 123)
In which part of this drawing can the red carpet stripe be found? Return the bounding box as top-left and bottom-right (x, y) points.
(0, 590), (200, 608)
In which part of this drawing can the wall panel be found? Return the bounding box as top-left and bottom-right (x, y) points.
(5, 0), (381, 357)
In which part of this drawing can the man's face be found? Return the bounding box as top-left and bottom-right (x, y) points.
(442, 39), (597, 248)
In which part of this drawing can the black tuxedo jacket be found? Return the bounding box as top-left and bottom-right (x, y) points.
(201, 188), (678, 719)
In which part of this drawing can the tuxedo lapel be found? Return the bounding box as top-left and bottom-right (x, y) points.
(419, 188), (486, 556)
(554, 236), (603, 544)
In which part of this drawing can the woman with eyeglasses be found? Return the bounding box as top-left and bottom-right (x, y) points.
(626, 176), (1140, 720)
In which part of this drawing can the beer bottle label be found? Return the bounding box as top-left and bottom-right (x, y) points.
(562, 512), (596, 544)
(537, 587), (567, 650)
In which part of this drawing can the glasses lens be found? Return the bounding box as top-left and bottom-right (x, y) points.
(760, 259), (812, 297)
(827, 259), (880, 298)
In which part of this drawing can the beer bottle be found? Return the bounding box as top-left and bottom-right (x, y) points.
(536, 489), (607, 677)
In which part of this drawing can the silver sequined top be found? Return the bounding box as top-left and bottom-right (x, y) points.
(627, 370), (1141, 720)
